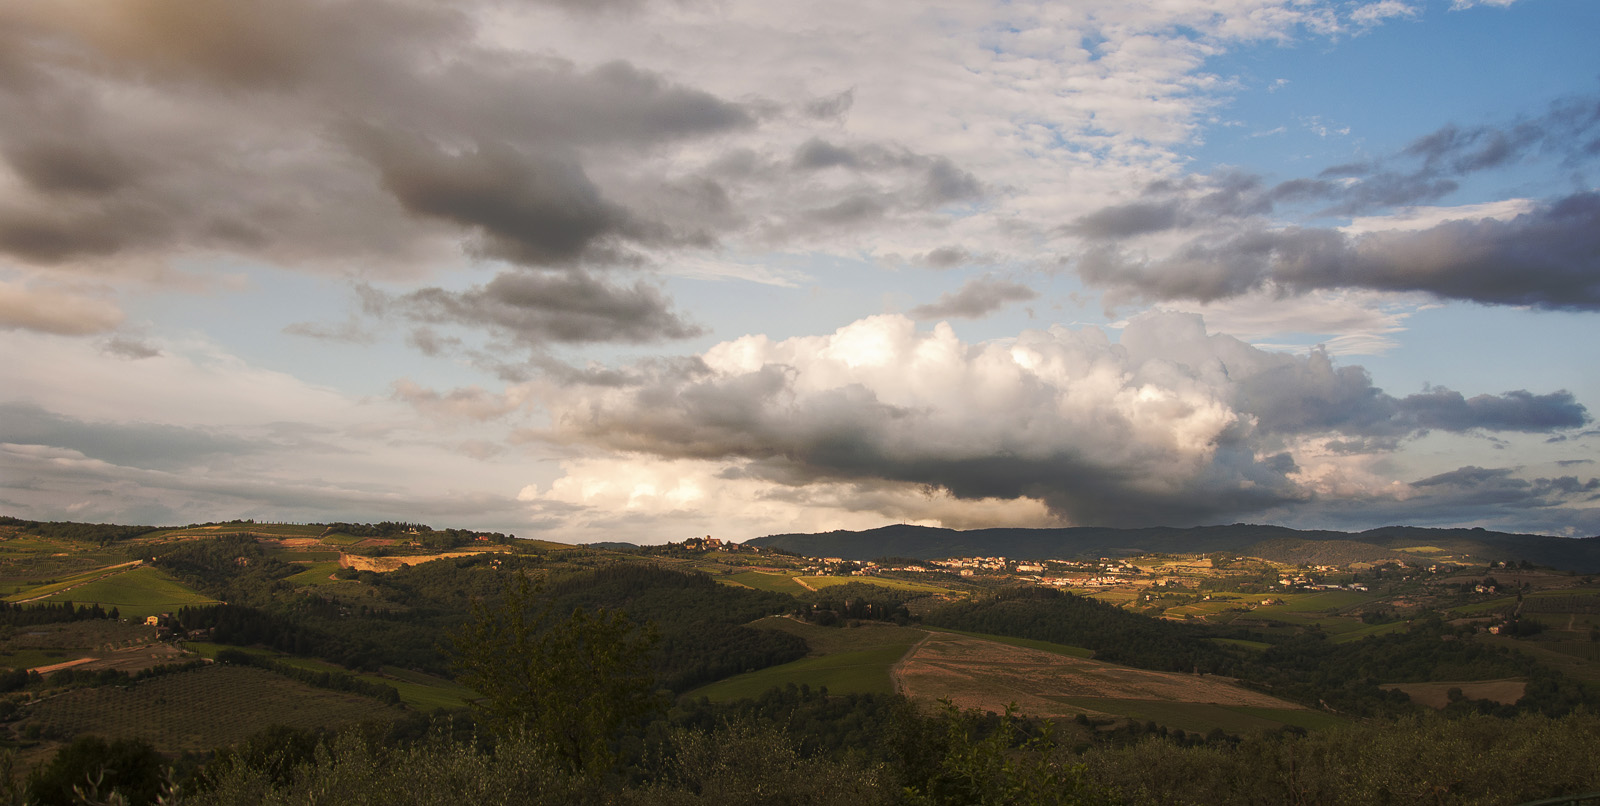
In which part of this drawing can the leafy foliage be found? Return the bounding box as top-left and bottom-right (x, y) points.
(0, 516), (156, 545)
(450, 574), (662, 775)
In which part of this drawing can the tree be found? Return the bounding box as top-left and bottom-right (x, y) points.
(26, 737), (165, 806)
(449, 573), (661, 776)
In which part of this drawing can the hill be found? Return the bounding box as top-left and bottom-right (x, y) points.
(746, 524), (1600, 571)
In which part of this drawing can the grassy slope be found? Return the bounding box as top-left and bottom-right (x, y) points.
(18, 566), (219, 618)
(182, 643), (474, 710)
(689, 619), (925, 701)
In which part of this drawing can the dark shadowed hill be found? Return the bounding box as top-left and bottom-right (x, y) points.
(745, 524), (1600, 571)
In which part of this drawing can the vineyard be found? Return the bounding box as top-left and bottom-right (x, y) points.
(20, 665), (403, 753)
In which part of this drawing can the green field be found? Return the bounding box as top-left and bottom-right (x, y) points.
(721, 570), (811, 594)
(21, 665), (402, 753)
(182, 643), (473, 710)
(285, 561), (344, 586)
(0, 649), (74, 670)
(691, 641), (918, 701)
(28, 566), (219, 619)
(926, 627), (1093, 658)
(690, 618), (925, 701)
(1274, 590), (1374, 612)
(804, 575), (956, 594)
(1328, 619), (1413, 644)
(3, 563), (139, 602)
(1055, 697), (1343, 734)
(381, 666), (477, 711)
(1449, 597), (1519, 615)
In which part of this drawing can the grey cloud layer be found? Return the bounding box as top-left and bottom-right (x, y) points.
(1068, 96), (1600, 310)
(538, 312), (1590, 526)
(1079, 192), (1600, 310)
(0, 402), (258, 472)
(365, 272), (704, 348)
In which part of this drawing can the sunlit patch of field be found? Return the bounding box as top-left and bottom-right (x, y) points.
(1272, 591), (1374, 612)
(285, 562), (344, 586)
(687, 618), (925, 701)
(804, 575), (959, 594)
(1161, 597), (1251, 621)
(29, 566), (219, 619)
(893, 631), (1304, 722)
(1382, 679), (1526, 709)
(3, 562), (143, 603)
(338, 548), (507, 573)
(924, 628), (1093, 658)
(719, 571), (811, 594)
(1328, 620), (1412, 644)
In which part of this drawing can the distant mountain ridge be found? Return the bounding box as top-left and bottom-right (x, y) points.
(745, 524), (1600, 572)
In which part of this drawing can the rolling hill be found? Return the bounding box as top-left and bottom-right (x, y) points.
(746, 523), (1600, 571)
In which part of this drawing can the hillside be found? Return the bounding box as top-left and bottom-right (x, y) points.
(746, 524), (1600, 571)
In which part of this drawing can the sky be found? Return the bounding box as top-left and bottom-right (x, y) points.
(1, 0), (1597, 543)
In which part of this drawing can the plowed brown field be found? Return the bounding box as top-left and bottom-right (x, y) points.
(893, 631), (1303, 718)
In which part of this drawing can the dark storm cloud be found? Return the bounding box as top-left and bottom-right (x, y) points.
(1236, 351), (1591, 438)
(1411, 466), (1600, 508)
(1397, 388), (1590, 433)
(349, 130), (638, 266)
(909, 275), (1038, 320)
(1079, 192), (1600, 310)
(380, 271), (704, 347)
(1269, 463), (1600, 535)
(0, 402), (259, 471)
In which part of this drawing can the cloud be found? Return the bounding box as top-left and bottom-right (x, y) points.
(0, 1), (754, 283)
(374, 271), (704, 348)
(0, 281), (123, 335)
(101, 336), (161, 360)
(909, 275), (1038, 320)
(391, 379), (526, 423)
(282, 317), (375, 345)
(1079, 192), (1600, 310)
(1350, 2), (1419, 27)
(346, 128), (668, 269)
(531, 311), (1588, 528)
(0, 402), (260, 472)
